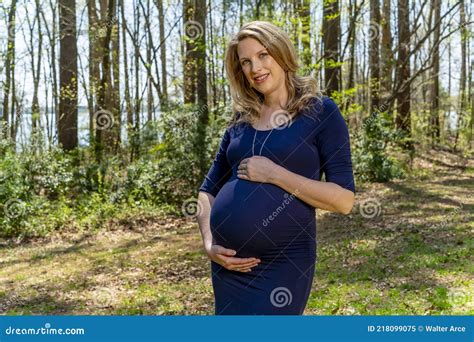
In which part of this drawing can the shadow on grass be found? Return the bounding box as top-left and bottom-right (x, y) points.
(311, 165), (473, 313)
(0, 222), (213, 314)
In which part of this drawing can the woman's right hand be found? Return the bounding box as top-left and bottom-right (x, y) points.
(205, 244), (261, 273)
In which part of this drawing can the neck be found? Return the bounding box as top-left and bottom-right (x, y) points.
(263, 84), (288, 109)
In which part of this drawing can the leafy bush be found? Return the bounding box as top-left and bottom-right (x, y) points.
(352, 111), (405, 182)
(144, 104), (231, 205)
(0, 141), (74, 237)
(0, 104), (238, 238)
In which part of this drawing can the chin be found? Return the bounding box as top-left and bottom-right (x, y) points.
(255, 82), (272, 92)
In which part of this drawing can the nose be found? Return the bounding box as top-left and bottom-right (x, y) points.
(250, 58), (263, 74)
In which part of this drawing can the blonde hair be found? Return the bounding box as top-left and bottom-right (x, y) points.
(225, 21), (322, 127)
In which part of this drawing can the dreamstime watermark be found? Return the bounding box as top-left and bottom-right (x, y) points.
(210, 105), (233, 127)
(93, 109), (114, 130)
(269, 110), (293, 130)
(361, 102), (390, 131)
(438, 201), (463, 229)
(3, 198), (26, 219)
(270, 287), (293, 308)
(0, 21), (16, 43)
(92, 287), (114, 308)
(4, 322), (85, 336)
(447, 288), (473, 307)
(262, 190), (300, 227)
(358, 198), (382, 219)
(367, 22), (382, 42)
(61, 13), (117, 41)
(167, 104), (232, 130)
(438, 193), (472, 229)
(91, 16), (118, 43)
(181, 197), (203, 220)
(183, 20), (203, 40)
(0, 292), (21, 311)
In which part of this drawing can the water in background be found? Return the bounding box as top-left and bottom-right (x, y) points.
(10, 107), (157, 151)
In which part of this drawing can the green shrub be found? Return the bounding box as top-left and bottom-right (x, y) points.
(0, 141), (74, 237)
(353, 111), (405, 182)
(0, 104), (234, 238)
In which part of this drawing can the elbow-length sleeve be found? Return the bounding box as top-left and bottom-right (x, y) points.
(313, 97), (356, 193)
(199, 127), (233, 197)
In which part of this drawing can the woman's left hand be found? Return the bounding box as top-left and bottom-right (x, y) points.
(237, 156), (280, 183)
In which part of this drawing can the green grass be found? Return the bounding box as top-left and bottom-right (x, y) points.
(306, 149), (473, 315)
(0, 148), (472, 315)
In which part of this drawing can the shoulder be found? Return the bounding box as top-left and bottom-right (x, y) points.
(226, 111), (248, 135)
(300, 95), (338, 123)
(316, 96), (345, 119)
(305, 95), (338, 115)
(306, 96), (349, 140)
(321, 99), (350, 141)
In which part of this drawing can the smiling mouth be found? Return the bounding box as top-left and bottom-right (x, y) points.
(253, 73), (269, 83)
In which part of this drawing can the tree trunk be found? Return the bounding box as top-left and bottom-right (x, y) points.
(112, 3), (121, 143)
(183, 0), (197, 104)
(156, 0), (168, 110)
(58, 0), (78, 151)
(344, 0), (360, 112)
(395, 0), (412, 149)
(145, 0), (154, 123)
(323, 0), (341, 96)
(429, 0), (441, 145)
(454, 0), (467, 149)
(119, 0), (134, 153)
(1, 0), (17, 140)
(87, 0), (100, 145)
(208, 0), (217, 109)
(221, 0), (228, 107)
(95, 0), (117, 159)
(30, 0), (43, 141)
(369, 0), (381, 112)
(239, 0), (243, 27)
(300, 0), (311, 72)
(380, 0), (392, 108)
(133, 2), (141, 158)
(42, 0), (59, 146)
(194, 0), (209, 180)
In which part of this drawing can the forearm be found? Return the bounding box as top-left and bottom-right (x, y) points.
(269, 165), (355, 214)
(197, 191), (215, 251)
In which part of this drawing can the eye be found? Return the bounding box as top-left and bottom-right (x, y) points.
(241, 60), (249, 66)
(260, 52), (268, 58)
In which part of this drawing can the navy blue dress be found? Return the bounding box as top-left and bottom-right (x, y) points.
(199, 96), (355, 315)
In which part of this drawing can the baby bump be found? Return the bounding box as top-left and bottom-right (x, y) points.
(210, 177), (315, 258)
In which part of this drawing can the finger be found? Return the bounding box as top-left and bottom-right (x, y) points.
(237, 171), (248, 177)
(228, 265), (252, 272)
(218, 254), (260, 268)
(227, 260), (260, 269)
(225, 256), (261, 265)
(214, 246), (237, 256)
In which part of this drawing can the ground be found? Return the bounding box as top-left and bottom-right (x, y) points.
(0, 148), (472, 315)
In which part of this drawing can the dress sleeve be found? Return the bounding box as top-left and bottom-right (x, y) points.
(313, 97), (356, 193)
(199, 127), (233, 197)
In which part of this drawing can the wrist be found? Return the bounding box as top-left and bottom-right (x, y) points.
(269, 164), (285, 185)
(204, 240), (213, 253)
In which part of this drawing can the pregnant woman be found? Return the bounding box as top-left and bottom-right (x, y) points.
(197, 21), (355, 315)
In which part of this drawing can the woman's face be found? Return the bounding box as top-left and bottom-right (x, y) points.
(237, 37), (286, 97)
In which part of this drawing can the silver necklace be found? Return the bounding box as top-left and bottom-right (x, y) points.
(252, 127), (274, 156)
